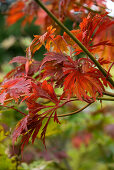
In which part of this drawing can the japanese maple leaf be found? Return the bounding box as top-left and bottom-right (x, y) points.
(9, 56), (27, 64)
(0, 56), (41, 104)
(51, 35), (69, 53)
(9, 56), (41, 76)
(6, 1), (24, 26)
(4, 65), (26, 80)
(26, 25), (56, 58)
(30, 80), (59, 104)
(0, 77), (31, 104)
(25, 13), (114, 58)
(12, 80), (60, 153)
(63, 56), (106, 102)
(63, 13), (114, 55)
(95, 26), (114, 62)
(39, 52), (67, 86)
(6, 0), (39, 27)
(13, 109), (59, 153)
(78, 13), (114, 54)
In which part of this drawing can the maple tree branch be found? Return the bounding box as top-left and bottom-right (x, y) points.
(41, 103), (91, 118)
(55, 97), (114, 118)
(34, 0), (114, 87)
(96, 97), (114, 101)
(57, 97), (114, 117)
(57, 94), (114, 101)
(2, 93), (114, 105)
(56, 103), (91, 117)
(103, 91), (114, 97)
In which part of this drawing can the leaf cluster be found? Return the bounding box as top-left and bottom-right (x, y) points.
(0, 0), (114, 154)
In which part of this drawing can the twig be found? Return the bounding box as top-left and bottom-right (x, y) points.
(2, 92), (114, 105)
(54, 103), (91, 117)
(96, 97), (114, 101)
(103, 91), (114, 97)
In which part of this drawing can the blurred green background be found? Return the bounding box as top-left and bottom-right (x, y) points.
(0, 5), (114, 170)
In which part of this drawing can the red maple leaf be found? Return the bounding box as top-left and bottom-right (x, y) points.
(1, 2), (113, 155)
(9, 56), (27, 64)
(8, 56), (41, 77)
(6, 1), (25, 26)
(26, 25), (56, 58)
(0, 78), (31, 103)
(6, 0), (39, 27)
(39, 52), (67, 86)
(12, 80), (60, 152)
(64, 13), (114, 55)
(63, 56), (106, 102)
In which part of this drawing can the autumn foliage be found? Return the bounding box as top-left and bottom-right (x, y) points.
(5, 0), (107, 31)
(0, 0), (114, 153)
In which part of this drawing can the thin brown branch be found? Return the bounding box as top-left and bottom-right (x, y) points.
(2, 92), (114, 105)
(103, 91), (114, 97)
(54, 103), (91, 118)
(97, 97), (114, 101)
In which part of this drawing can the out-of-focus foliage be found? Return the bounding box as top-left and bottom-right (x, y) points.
(0, 125), (22, 170)
(0, 12), (45, 66)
